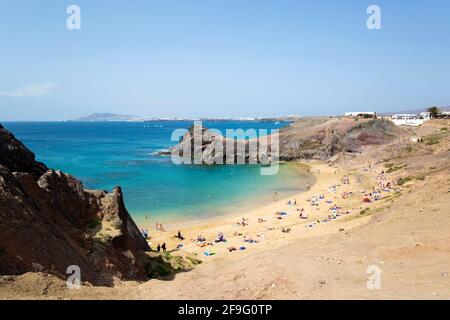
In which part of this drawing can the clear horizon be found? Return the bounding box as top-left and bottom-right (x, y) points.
(1, 0), (450, 121)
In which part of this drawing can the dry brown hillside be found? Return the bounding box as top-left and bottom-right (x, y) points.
(279, 117), (408, 161)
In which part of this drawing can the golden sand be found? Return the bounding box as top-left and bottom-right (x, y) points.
(141, 161), (379, 264)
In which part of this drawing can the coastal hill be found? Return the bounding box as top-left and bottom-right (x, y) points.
(278, 117), (408, 161)
(74, 113), (142, 122)
(0, 123), (150, 285)
(168, 117), (407, 164)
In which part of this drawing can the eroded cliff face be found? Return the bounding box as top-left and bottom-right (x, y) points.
(0, 124), (149, 285)
(168, 119), (407, 164)
(278, 118), (408, 161)
(169, 123), (278, 165)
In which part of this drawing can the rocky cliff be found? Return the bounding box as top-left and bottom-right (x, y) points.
(168, 118), (406, 164)
(169, 123), (278, 165)
(0, 123), (150, 285)
(278, 118), (407, 161)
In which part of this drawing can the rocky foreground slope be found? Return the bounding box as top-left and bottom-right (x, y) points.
(0, 123), (150, 285)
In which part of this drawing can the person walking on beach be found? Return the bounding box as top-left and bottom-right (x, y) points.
(273, 191), (278, 201)
(156, 244), (161, 252)
(162, 243), (167, 253)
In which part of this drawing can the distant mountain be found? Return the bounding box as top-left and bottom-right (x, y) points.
(381, 105), (450, 116)
(74, 113), (142, 122)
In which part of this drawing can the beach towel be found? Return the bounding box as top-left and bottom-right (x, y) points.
(204, 251), (216, 256)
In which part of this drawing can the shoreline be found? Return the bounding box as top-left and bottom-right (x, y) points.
(140, 160), (378, 263)
(134, 162), (316, 228)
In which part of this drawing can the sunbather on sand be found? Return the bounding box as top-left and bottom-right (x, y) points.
(175, 230), (185, 240)
(299, 212), (308, 219)
(244, 236), (258, 243)
(236, 217), (248, 226)
(215, 232), (226, 243)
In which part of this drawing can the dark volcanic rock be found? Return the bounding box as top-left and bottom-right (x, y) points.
(0, 123), (149, 285)
(170, 123), (278, 165)
(0, 124), (47, 179)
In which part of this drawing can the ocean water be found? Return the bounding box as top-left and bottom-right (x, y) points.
(3, 121), (313, 224)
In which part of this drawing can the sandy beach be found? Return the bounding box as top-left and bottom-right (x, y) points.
(141, 161), (379, 267)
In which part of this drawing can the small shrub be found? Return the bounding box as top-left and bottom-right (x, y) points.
(386, 164), (407, 173)
(398, 176), (413, 186)
(360, 208), (369, 215)
(87, 218), (101, 229)
(186, 256), (202, 265)
(425, 137), (440, 145)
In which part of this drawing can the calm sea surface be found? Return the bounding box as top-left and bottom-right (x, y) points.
(3, 121), (313, 223)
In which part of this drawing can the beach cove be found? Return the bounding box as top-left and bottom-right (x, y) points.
(2, 121), (298, 223)
(142, 160), (380, 265)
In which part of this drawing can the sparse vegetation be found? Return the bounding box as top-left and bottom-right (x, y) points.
(92, 237), (107, 248)
(186, 255), (202, 266)
(405, 145), (413, 153)
(398, 176), (413, 186)
(385, 163), (407, 173)
(383, 191), (402, 202)
(425, 136), (440, 145)
(360, 208), (370, 215)
(143, 252), (202, 279)
(87, 218), (101, 229)
(145, 255), (174, 278)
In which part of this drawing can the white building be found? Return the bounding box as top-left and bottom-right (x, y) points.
(420, 112), (432, 120)
(391, 114), (424, 126)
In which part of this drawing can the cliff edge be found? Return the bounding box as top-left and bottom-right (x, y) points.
(0, 123), (150, 285)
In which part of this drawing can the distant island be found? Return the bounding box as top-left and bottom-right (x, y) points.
(73, 113), (142, 122)
(73, 113), (302, 122)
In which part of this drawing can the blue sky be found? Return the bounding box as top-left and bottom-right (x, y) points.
(1, 0), (449, 120)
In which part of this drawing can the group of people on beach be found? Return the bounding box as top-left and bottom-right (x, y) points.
(139, 164), (407, 259)
(155, 243), (167, 253)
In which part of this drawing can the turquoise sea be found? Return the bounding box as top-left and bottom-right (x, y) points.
(3, 121), (313, 224)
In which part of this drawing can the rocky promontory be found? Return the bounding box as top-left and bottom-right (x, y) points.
(167, 118), (407, 164)
(0, 123), (150, 285)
